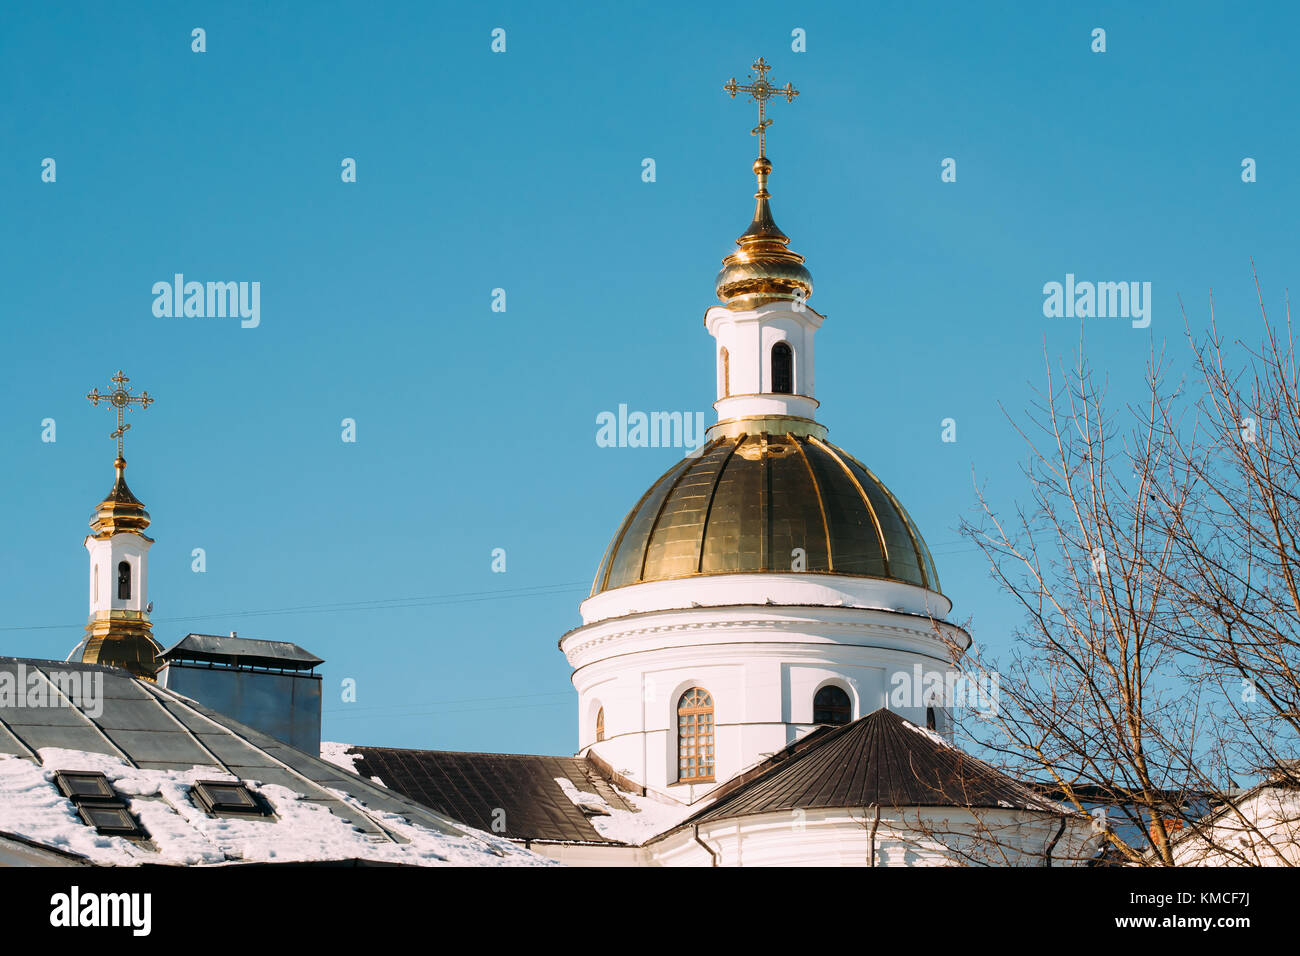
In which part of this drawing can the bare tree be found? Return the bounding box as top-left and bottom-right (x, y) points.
(948, 283), (1300, 865)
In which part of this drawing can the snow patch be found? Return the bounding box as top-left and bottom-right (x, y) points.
(319, 741), (386, 787)
(901, 720), (951, 748)
(555, 777), (693, 845)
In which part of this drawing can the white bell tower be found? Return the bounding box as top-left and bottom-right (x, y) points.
(705, 153), (826, 432)
(72, 371), (162, 679)
(85, 467), (153, 620)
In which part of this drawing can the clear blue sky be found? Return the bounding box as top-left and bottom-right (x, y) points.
(2, 2), (1296, 753)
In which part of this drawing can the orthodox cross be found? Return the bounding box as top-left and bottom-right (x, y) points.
(87, 370), (154, 458)
(723, 57), (799, 158)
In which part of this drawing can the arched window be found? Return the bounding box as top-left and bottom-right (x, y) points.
(595, 707), (605, 742)
(677, 687), (715, 782)
(117, 561), (131, 601)
(771, 342), (793, 394)
(93, 565), (99, 603)
(720, 347), (730, 398)
(926, 706), (937, 732)
(813, 685), (852, 725)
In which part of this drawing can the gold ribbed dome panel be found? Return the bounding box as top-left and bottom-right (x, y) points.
(591, 433), (940, 596)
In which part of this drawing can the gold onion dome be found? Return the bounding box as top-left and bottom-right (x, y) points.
(715, 157), (813, 307)
(89, 457), (152, 539)
(591, 434), (940, 596)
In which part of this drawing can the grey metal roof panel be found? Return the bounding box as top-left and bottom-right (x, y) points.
(3, 705), (91, 727)
(92, 697), (185, 732)
(98, 674), (157, 699)
(192, 732), (281, 768)
(159, 634), (324, 670)
(133, 760), (213, 772)
(11, 724), (119, 755)
(222, 766), (312, 789)
(0, 723), (35, 758)
(346, 747), (637, 844)
(104, 730), (215, 766)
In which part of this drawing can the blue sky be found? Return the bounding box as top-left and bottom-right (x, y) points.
(2, 2), (1296, 753)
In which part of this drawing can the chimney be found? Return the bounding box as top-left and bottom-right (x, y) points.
(155, 633), (323, 753)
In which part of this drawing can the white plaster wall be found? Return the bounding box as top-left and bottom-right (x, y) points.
(567, 598), (965, 796)
(579, 572), (954, 626)
(647, 808), (1101, 867)
(705, 301), (824, 421)
(85, 533), (151, 615)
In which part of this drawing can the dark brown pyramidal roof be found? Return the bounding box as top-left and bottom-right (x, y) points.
(680, 708), (1062, 826)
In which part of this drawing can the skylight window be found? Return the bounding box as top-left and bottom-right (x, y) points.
(192, 780), (269, 816)
(53, 771), (117, 802)
(53, 770), (149, 838)
(76, 804), (147, 837)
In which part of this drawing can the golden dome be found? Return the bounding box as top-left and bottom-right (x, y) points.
(89, 457), (153, 539)
(715, 157), (813, 307)
(591, 431), (940, 596)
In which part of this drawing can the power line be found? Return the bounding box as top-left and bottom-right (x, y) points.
(0, 581), (590, 633)
(7, 539), (991, 635)
(323, 690), (572, 716)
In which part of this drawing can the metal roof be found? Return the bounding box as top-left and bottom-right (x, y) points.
(158, 634), (324, 670)
(591, 433), (941, 596)
(0, 657), (524, 865)
(678, 708), (1062, 828)
(347, 747), (637, 844)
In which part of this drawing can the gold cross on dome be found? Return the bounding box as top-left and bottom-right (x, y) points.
(723, 57), (799, 158)
(87, 370), (154, 458)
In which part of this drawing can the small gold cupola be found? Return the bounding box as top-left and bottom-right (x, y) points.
(89, 457), (153, 539)
(73, 371), (163, 680)
(716, 58), (813, 308)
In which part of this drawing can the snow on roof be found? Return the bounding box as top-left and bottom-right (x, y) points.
(554, 777), (693, 845)
(0, 748), (554, 867)
(900, 718), (952, 749)
(319, 741), (387, 787)
(0, 659), (555, 867)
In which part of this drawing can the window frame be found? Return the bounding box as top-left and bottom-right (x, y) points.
(812, 684), (853, 726)
(192, 780), (271, 817)
(676, 687), (716, 783)
(771, 341), (794, 394)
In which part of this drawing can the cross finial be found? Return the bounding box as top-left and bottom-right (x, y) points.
(723, 57), (799, 158)
(87, 370), (154, 459)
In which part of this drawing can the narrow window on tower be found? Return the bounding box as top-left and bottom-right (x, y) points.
(93, 565), (98, 603)
(117, 561), (131, 601)
(926, 706), (937, 731)
(677, 687), (715, 782)
(771, 342), (793, 394)
(813, 685), (852, 725)
(720, 347), (730, 398)
(595, 706), (605, 743)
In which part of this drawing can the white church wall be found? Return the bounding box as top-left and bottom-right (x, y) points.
(528, 841), (648, 867)
(577, 572), (954, 626)
(1170, 786), (1300, 866)
(646, 807), (1100, 867)
(570, 603), (963, 796)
